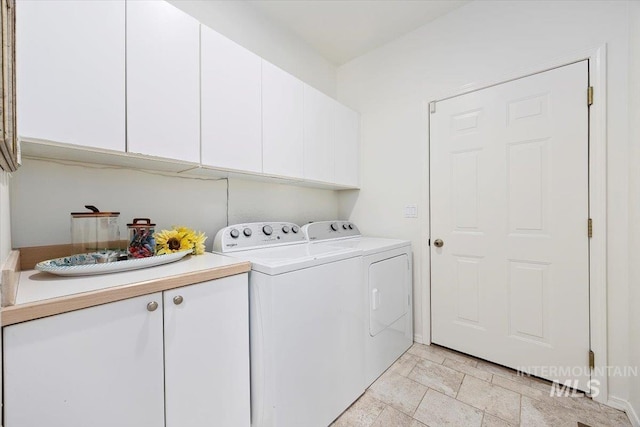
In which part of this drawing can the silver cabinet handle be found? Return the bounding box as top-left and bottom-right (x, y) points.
(147, 301), (159, 312)
(173, 295), (184, 305)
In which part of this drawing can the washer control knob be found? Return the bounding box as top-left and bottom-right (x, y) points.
(330, 223), (339, 231)
(230, 228), (240, 239)
(348, 224), (353, 229)
(282, 225), (290, 234)
(243, 228), (252, 237)
(291, 225), (299, 233)
(263, 225), (273, 236)
(342, 224), (348, 230)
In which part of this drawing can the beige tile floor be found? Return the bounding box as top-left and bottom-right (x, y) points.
(331, 343), (633, 427)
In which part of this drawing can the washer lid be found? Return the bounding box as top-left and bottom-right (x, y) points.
(216, 243), (362, 275)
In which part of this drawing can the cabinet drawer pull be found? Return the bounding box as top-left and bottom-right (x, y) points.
(173, 295), (184, 305)
(147, 301), (159, 312)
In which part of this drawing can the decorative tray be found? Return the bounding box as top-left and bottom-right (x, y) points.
(35, 250), (192, 277)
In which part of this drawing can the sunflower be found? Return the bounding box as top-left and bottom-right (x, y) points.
(193, 231), (208, 255)
(154, 226), (208, 255)
(155, 228), (194, 255)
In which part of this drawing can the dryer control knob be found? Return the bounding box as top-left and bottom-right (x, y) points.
(330, 223), (339, 231)
(230, 228), (240, 239)
(291, 225), (299, 233)
(282, 225), (290, 234)
(243, 228), (252, 237)
(263, 225), (273, 235)
(348, 224), (353, 229)
(342, 224), (348, 230)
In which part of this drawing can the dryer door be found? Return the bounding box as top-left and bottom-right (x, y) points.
(369, 254), (409, 336)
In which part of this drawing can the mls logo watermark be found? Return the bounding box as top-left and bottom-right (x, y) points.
(549, 379), (600, 398)
(515, 365), (639, 398)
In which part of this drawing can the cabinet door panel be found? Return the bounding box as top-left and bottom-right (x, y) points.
(334, 102), (360, 187)
(262, 61), (304, 178)
(16, 0), (125, 151)
(126, 0), (200, 163)
(164, 274), (250, 427)
(303, 85), (334, 183)
(201, 26), (262, 173)
(3, 293), (165, 427)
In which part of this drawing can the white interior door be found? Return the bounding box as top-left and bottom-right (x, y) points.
(430, 61), (590, 390)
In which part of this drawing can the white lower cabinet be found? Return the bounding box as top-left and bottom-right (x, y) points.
(164, 275), (250, 427)
(3, 274), (249, 427)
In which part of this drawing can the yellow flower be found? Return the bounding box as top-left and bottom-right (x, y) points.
(155, 229), (193, 255)
(154, 226), (208, 255)
(193, 231), (207, 255)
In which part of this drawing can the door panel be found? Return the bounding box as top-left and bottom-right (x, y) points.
(163, 276), (250, 427)
(3, 293), (165, 427)
(431, 61), (590, 390)
(369, 254), (408, 336)
(201, 26), (262, 172)
(17, 0), (125, 151)
(126, 0), (200, 163)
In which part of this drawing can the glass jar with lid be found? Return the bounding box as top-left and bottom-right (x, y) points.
(70, 205), (123, 255)
(127, 218), (156, 258)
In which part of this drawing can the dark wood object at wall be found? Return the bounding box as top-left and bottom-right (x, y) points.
(0, 0), (18, 172)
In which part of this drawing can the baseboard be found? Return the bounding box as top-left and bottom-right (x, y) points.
(413, 333), (424, 344)
(607, 396), (640, 427)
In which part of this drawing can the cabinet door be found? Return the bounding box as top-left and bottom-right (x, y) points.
(164, 274), (250, 427)
(333, 102), (360, 187)
(262, 61), (304, 179)
(303, 84), (334, 183)
(126, 0), (200, 163)
(3, 293), (165, 427)
(201, 26), (262, 173)
(16, 0), (125, 151)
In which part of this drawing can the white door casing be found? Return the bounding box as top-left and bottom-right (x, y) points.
(430, 61), (590, 390)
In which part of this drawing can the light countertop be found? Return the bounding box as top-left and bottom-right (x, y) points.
(2, 252), (250, 327)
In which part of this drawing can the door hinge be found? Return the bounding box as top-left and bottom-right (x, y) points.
(588, 218), (593, 238)
(587, 86), (594, 106)
(589, 350), (595, 370)
(429, 101), (436, 114)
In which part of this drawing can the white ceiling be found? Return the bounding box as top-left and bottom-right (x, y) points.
(247, 0), (469, 65)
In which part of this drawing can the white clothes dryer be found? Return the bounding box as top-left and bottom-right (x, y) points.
(213, 222), (365, 427)
(302, 221), (413, 386)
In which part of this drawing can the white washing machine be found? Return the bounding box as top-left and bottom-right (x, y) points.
(302, 221), (413, 386)
(213, 222), (365, 427)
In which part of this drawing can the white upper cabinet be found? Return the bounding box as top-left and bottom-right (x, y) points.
(126, 1), (200, 163)
(303, 84), (335, 183)
(262, 61), (304, 179)
(16, 0), (125, 151)
(201, 26), (262, 173)
(333, 102), (360, 187)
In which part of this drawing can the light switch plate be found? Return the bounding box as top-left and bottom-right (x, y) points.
(404, 205), (418, 218)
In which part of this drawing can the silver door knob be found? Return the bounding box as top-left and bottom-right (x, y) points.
(173, 295), (184, 305)
(147, 301), (159, 312)
(434, 239), (444, 248)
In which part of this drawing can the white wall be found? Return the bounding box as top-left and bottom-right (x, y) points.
(627, 0), (640, 424)
(228, 179), (338, 225)
(337, 0), (632, 407)
(10, 159), (338, 250)
(0, 171), (11, 263)
(168, 0), (337, 97)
